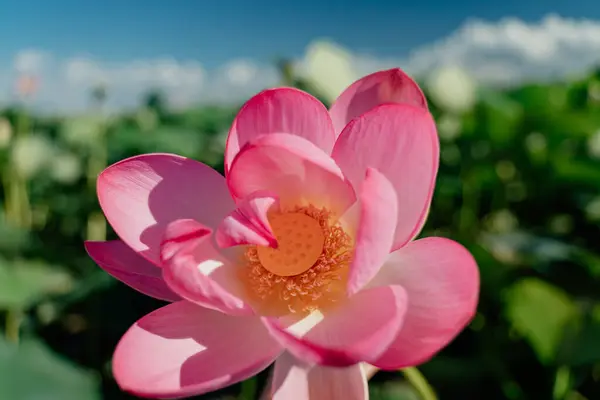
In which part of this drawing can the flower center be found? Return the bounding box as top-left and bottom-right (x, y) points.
(242, 205), (353, 316)
(257, 213), (325, 277)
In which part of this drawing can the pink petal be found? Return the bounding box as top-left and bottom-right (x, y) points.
(85, 240), (181, 302)
(329, 68), (427, 137)
(369, 237), (480, 369)
(347, 168), (398, 295)
(227, 133), (356, 216)
(97, 153), (234, 265)
(215, 191), (280, 248)
(263, 285), (407, 367)
(161, 219), (255, 316)
(270, 352), (367, 400)
(225, 88), (336, 173)
(113, 301), (282, 399)
(331, 104), (439, 251)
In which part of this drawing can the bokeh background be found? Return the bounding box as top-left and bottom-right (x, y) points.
(2, 1), (600, 399)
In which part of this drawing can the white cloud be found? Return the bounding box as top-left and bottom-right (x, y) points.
(400, 14), (600, 85)
(222, 59), (259, 86)
(0, 52), (278, 114)
(3, 14), (600, 114)
(309, 14), (600, 94)
(62, 56), (207, 110)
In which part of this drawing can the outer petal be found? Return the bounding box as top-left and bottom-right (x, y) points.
(228, 133), (356, 216)
(113, 301), (282, 399)
(215, 191), (280, 248)
(369, 237), (480, 369)
(97, 153), (235, 266)
(347, 168), (398, 295)
(263, 285), (407, 367)
(270, 352), (367, 400)
(332, 104), (439, 251)
(85, 240), (180, 302)
(161, 219), (255, 316)
(329, 68), (427, 136)
(225, 88), (335, 173)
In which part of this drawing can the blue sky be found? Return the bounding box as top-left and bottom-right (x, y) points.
(2, 0), (600, 113)
(1, 0), (599, 69)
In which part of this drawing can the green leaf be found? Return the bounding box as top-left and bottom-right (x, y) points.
(0, 337), (100, 400)
(0, 260), (73, 309)
(553, 159), (600, 187)
(504, 278), (579, 364)
(109, 125), (206, 159)
(0, 220), (30, 253)
(558, 307), (600, 366)
(477, 90), (523, 146)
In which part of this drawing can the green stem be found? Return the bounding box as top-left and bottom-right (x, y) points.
(457, 170), (481, 239)
(86, 130), (107, 241)
(2, 172), (15, 225)
(5, 309), (22, 344)
(401, 367), (438, 400)
(3, 110), (33, 229)
(2, 164), (32, 230)
(16, 176), (31, 229)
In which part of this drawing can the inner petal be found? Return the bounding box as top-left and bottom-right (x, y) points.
(257, 213), (325, 277)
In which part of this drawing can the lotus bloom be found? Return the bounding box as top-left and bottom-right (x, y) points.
(86, 68), (479, 399)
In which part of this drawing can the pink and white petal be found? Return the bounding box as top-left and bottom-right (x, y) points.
(369, 237), (480, 369)
(228, 133), (356, 216)
(98, 153), (235, 266)
(216, 191), (280, 248)
(263, 285), (407, 367)
(346, 168), (398, 295)
(113, 301), (282, 399)
(161, 219), (255, 316)
(332, 104), (439, 251)
(329, 68), (428, 136)
(225, 88), (336, 173)
(270, 352), (367, 400)
(85, 240), (181, 302)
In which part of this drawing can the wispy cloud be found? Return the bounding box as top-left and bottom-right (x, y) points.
(3, 14), (600, 114)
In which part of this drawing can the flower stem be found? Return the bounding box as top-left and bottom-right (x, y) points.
(5, 308), (22, 344)
(458, 170), (480, 239)
(401, 367), (438, 400)
(85, 130), (107, 241)
(3, 110), (33, 229)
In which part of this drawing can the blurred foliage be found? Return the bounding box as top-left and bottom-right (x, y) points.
(1, 63), (600, 400)
(0, 336), (100, 400)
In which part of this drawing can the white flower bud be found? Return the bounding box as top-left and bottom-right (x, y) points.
(11, 134), (54, 178)
(427, 65), (476, 113)
(50, 152), (82, 184)
(303, 40), (358, 103)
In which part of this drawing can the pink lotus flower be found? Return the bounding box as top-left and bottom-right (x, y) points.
(86, 68), (479, 399)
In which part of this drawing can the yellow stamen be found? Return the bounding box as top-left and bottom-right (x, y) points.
(243, 205), (353, 316)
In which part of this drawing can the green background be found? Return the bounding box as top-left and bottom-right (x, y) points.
(1, 65), (600, 400)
